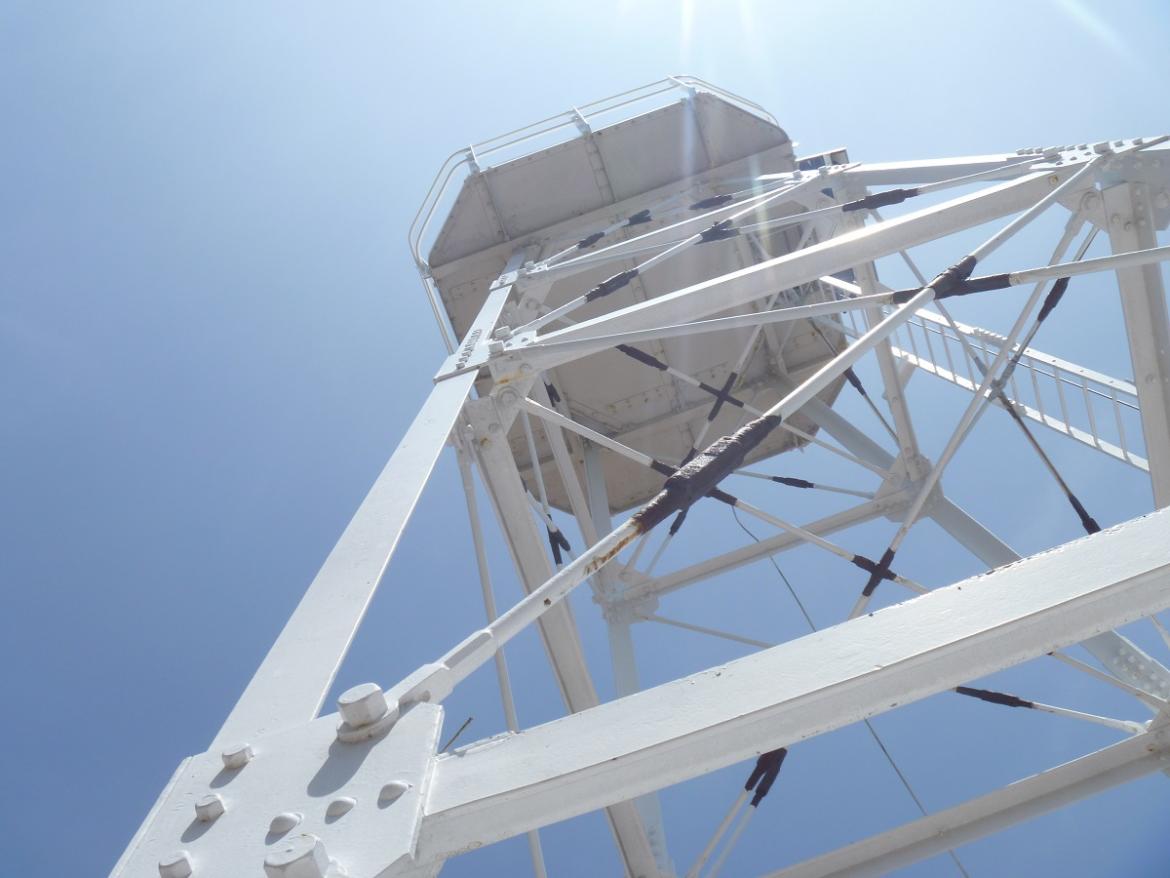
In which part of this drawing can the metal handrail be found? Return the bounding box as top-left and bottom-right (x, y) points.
(406, 76), (781, 348)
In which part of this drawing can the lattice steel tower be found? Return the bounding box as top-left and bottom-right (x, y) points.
(114, 77), (1170, 878)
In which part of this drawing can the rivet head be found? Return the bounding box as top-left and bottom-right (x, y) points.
(269, 812), (303, 835)
(221, 743), (253, 770)
(325, 797), (356, 821)
(159, 851), (193, 878)
(378, 781), (410, 807)
(195, 793), (225, 822)
(337, 683), (388, 729)
(263, 834), (330, 878)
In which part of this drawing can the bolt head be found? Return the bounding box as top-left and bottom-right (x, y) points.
(264, 834), (330, 878)
(195, 793), (225, 822)
(378, 781), (410, 806)
(338, 683), (388, 728)
(269, 811), (303, 835)
(221, 743), (253, 770)
(159, 851), (193, 878)
(325, 797), (356, 821)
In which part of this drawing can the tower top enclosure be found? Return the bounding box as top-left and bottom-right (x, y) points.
(412, 77), (846, 511)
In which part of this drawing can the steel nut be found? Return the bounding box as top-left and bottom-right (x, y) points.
(220, 742), (253, 770)
(158, 851), (192, 878)
(195, 793), (225, 822)
(337, 682), (387, 728)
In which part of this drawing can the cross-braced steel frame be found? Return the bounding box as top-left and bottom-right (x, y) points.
(114, 79), (1170, 878)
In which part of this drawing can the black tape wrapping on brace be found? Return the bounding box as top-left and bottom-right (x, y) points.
(576, 231), (605, 250)
(745, 748), (788, 807)
(585, 268), (638, 302)
(1036, 276), (1071, 323)
(859, 547), (897, 597)
(633, 413), (784, 533)
(705, 373), (739, 421)
(544, 381), (562, 405)
(844, 367), (865, 395)
(616, 344), (668, 371)
(690, 193), (735, 211)
(1069, 493), (1101, 535)
(625, 208), (652, 226)
(650, 459), (676, 478)
(890, 255), (978, 304)
(698, 219), (741, 243)
(996, 375), (1100, 536)
(547, 527), (571, 566)
(841, 187), (918, 213)
(956, 685), (1033, 709)
(773, 476), (815, 489)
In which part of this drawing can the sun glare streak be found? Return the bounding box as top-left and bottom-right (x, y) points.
(1051, 0), (1132, 64)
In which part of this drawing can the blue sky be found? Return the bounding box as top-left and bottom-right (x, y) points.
(3, 2), (1170, 876)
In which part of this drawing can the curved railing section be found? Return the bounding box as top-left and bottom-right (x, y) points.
(407, 75), (783, 351)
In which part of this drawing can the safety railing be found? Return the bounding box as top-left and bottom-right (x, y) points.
(407, 76), (784, 351)
(821, 286), (1148, 472)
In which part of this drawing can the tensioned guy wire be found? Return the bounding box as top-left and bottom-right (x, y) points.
(730, 508), (972, 878)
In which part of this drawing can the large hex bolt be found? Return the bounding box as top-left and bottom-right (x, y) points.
(336, 682), (398, 742)
(158, 851), (193, 878)
(220, 742), (253, 770)
(338, 683), (387, 726)
(263, 834), (330, 878)
(194, 793), (225, 823)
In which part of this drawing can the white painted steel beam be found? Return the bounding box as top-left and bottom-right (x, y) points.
(466, 401), (661, 878)
(624, 499), (890, 603)
(836, 181), (925, 479)
(799, 397), (1170, 695)
(770, 153), (1048, 188)
(524, 168), (1083, 359)
(762, 725), (1170, 878)
(212, 258), (522, 748)
(1104, 182), (1170, 507)
(416, 508), (1170, 864)
(582, 442), (673, 875)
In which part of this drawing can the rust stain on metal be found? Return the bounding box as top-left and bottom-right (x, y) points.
(584, 529), (639, 575)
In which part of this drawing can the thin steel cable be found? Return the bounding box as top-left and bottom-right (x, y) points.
(810, 320), (900, 442)
(730, 508), (972, 878)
